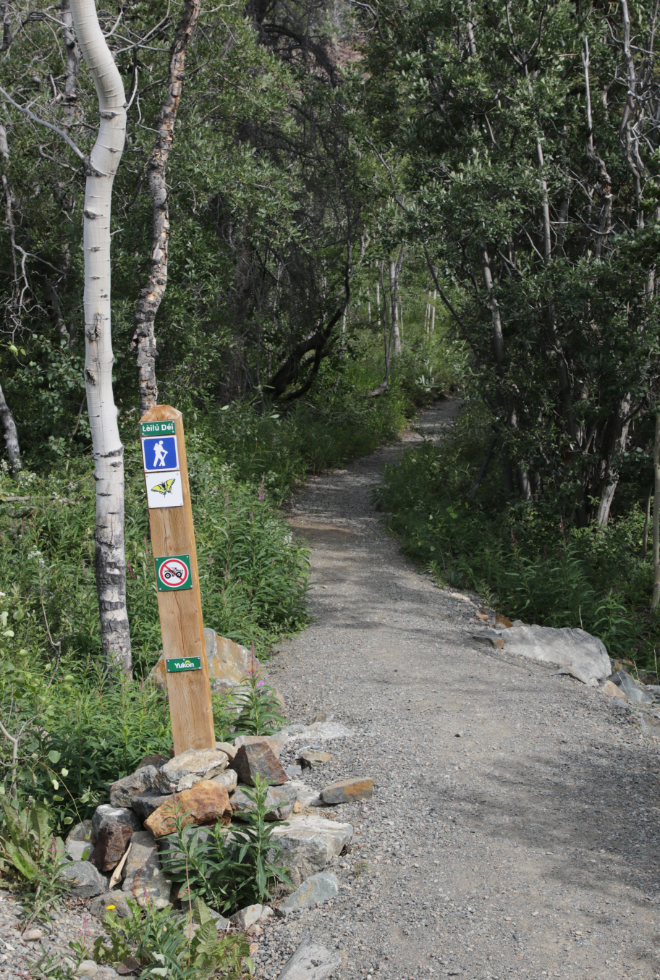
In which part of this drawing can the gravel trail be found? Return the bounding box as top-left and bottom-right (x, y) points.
(261, 401), (660, 980)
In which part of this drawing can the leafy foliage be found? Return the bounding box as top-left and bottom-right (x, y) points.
(160, 775), (291, 913)
(0, 801), (68, 921)
(93, 897), (251, 980)
(233, 666), (288, 738)
(376, 412), (660, 668)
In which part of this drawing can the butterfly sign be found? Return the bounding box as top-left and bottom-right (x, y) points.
(145, 469), (184, 509)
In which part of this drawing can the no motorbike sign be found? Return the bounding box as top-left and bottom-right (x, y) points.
(155, 554), (192, 591)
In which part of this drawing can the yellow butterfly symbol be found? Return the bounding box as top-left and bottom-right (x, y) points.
(151, 478), (176, 496)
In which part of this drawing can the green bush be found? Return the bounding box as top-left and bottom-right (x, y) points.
(93, 897), (250, 979)
(160, 776), (291, 914)
(375, 411), (660, 670)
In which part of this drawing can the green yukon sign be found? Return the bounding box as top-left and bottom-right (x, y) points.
(155, 554), (192, 591)
(166, 657), (201, 673)
(141, 420), (176, 438)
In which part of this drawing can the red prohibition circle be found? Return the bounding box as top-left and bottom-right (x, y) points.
(158, 558), (189, 588)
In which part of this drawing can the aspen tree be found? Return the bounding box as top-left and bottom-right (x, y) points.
(70, 0), (131, 672)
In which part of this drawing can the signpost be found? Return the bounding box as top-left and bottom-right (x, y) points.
(139, 405), (215, 755)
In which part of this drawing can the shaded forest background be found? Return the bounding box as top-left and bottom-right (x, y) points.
(1, 0), (660, 816)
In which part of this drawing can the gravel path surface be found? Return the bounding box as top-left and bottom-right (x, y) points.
(259, 401), (660, 980)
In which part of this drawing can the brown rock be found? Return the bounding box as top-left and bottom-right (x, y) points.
(89, 824), (135, 873)
(144, 780), (232, 838)
(231, 742), (289, 787)
(320, 778), (373, 805)
(601, 679), (628, 699)
(234, 734), (286, 758)
(89, 806), (140, 873)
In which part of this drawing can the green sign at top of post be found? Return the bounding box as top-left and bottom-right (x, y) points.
(140, 420), (176, 438)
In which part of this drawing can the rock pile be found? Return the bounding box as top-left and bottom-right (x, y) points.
(55, 707), (372, 963)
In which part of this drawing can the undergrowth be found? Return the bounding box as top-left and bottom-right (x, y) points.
(375, 406), (660, 672)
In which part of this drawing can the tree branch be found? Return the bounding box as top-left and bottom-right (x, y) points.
(0, 86), (86, 161)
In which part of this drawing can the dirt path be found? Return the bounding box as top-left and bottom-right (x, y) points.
(264, 401), (660, 980)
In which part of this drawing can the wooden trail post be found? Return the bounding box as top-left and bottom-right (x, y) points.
(139, 405), (215, 756)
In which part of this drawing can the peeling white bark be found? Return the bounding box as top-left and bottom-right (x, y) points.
(70, 0), (131, 672)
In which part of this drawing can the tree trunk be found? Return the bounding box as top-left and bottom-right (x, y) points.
(0, 381), (20, 475)
(643, 487), (652, 558)
(61, 0), (80, 128)
(132, 0), (201, 414)
(478, 246), (504, 367)
(597, 392), (631, 525)
(653, 413), (660, 610)
(70, 0), (131, 673)
(478, 244), (514, 493)
(389, 247), (404, 355)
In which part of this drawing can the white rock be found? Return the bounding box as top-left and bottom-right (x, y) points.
(502, 624), (611, 681)
(76, 961), (98, 978)
(210, 769), (238, 793)
(155, 748), (229, 794)
(65, 839), (92, 862)
(288, 779), (322, 808)
(230, 903), (273, 929)
(269, 814), (353, 886)
(278, 937), (341, 979)
(555, 665), (598, 687)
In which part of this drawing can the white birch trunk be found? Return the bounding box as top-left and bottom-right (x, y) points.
(70, 0), (131, 672)
(0, 382), (20, 475)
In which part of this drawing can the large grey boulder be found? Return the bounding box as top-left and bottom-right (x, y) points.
(109, 766), (158, 807)
(278, 938), (340, 980)
(269, 814), (353, 886)
(502, 623), (611, 681)
(122, 831), (171, 909)
(59, 861), (107, 898)
(149, 628), (256, 695)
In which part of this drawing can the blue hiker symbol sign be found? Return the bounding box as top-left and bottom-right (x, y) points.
(142, 434), (178, 473)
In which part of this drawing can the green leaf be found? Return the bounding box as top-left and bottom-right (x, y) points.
(4, 842), (38, 880)
(47, 750), (61, 764)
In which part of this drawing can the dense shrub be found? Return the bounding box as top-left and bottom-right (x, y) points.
(375, 408), (660, 670)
